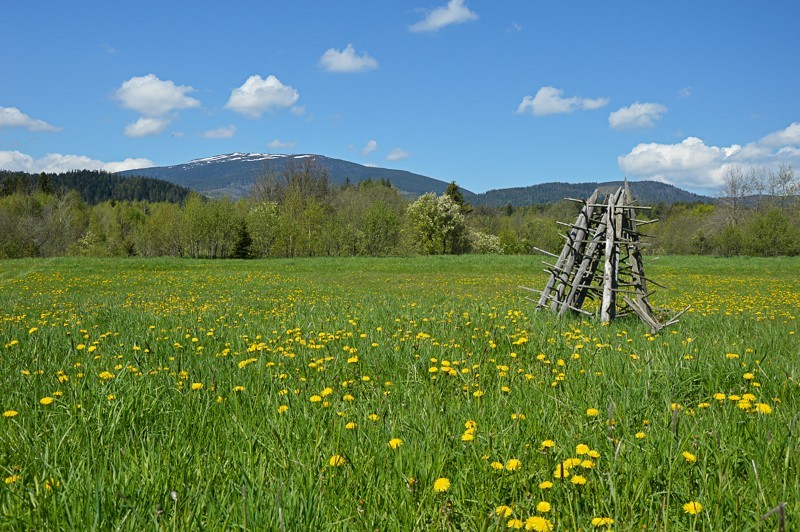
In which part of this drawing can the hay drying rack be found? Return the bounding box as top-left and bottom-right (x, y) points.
(522, 181), (689, 333)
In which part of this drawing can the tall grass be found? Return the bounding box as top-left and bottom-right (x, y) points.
(1, 255), (798, 530)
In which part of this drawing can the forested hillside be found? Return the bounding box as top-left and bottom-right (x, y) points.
(0, 170), (191, 205)
(477, 180), (710, 207)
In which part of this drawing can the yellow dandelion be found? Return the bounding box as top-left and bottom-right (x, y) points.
(553, 466), (570, 479)
(683, 451), (697, 464)
(461, 432), (475, 442)
(433, 477), (450, 492)
(755, 403), (773, 414)
(233, 386), (245, 392)
(106, 394), (116, 401)
(277, 405), (289, 413)
(576, 443), (590, 455)
(98, 371), (115, 381)
(388, 438), (403, 449)
(4, 475), (21, 484)
(505, 458), (522, 471)
(538, 481), (553, 489)
(507, 518), (524, 529)
(345, 422), (357, 430)
(540, 439), (555, 451)
(3, 410), (18, 418)
(743, 372), (755, 380)
(491, 461), (505, 470)
(39, 397), (54, 405)
(535, 501), (551, 513)
(587, 450), (601, 458)
(683, 501), (702, 515)
(591, 517), (615, 526)
(586, 408), (599, 417)
(570, 474), (587, 485)
(496, 505), (513, 517)
(191, 382), (203, 391)
(310, 395), (322, 403)
(635, 431), (646, 439)
(329, 455), (346, 467)
(343, 394), (355, 402)
(465, 420), (477, 429)
(524, 515), (553, 531)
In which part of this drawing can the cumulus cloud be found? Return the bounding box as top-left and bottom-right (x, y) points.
(0, 150), (154, 173)
(268, 138), (297, 150)
(618, 122), (800, 191)
(517, 86), (609, 116)
(409, 0), (478, 32)
(225, 75), (300, 118)
(202, 125), (236, 139)
(114, 74), (200, 116)
(386, 148), (409, 161)
(609, 102), (667, 130)
(678, 86), (692, 98)
(0, 106), (61, 132)
(319, 44), (379, 73)
(362, 139), (378, 156)
(124, 117), (170, 138)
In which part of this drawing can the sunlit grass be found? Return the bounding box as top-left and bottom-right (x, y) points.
(1, 255), (798, 530)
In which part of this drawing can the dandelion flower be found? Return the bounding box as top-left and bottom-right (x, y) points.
(683, 451), (697, 463)
(98, 371), (115, 380)
(491, 461), (505, 470)
(3, 410), (18, 418)
(507, 518), (524, 529)
(591, 517), (615, 526)
(538, 481), (553, 489)
(310, 395), (322, 403)
(683, 501), (702, 515)
(524, 515), (553, 531)
(39, 397), (54, 405)
(388, 438), (403, 449)
(368, 413), (379, 421)
(505, 458), (522, 471)
(576, 443), (590, 455)
(540, 439), (555, 451)
(233, 386), (245, 392)
(570, 474), (587, 485)
(345, 422), (357, 430)
(329, 455), (346, 467)
(191, 383), (203, 391)
(4, 475), (21, 484)
(755, 403), (773, 414)
(277, 405), (289, 413)
(433, 477), (450, 492)
(461, 432), (475, 442)
(496, 505), (513, 517)
(535, 501), (551, 513)
(465, 420), (477, 429)
(635, 431), (646, 439)
(586, 408), (599, 417)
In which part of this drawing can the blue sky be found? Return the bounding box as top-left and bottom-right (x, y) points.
(1, 1), (798, 194)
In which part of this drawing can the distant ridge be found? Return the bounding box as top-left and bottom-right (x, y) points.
(119, 153), (462, 199)
(476, 181), (711, 207)
(118, 152), (712, 206)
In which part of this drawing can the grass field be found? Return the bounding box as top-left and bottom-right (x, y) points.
(1, 255), (798, 530)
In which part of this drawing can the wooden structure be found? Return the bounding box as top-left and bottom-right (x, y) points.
(524, 182), (688, 333)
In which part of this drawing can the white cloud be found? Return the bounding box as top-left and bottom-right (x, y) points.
(618, 122), (800, 191)
(225, 75), (300, 118)
(362, 139), (378, 156)
(0, 106), (61, 132)
(678, 86), (692, 98)
(268, 138), (297, 150)
(319, 44), (378, 73)
(517, 86), (609, 116)
(386, 148), (409, 161)
(202, 125), (236, 139)
(409, 0), (478, 32)
(114, 74), (200, 116)
(609, 102), (667, 130)
(0, 150), (154, 173)
(124, 117), (169, 138)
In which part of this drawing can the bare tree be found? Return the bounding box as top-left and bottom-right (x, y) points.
(720, 166), (752, 222)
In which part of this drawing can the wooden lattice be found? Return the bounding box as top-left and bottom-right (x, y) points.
(523, 181), (688, 332)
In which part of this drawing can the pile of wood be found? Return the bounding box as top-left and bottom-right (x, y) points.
(523, 182), (688, 333)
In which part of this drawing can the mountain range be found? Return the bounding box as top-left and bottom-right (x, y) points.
(120, 152), (712, 206)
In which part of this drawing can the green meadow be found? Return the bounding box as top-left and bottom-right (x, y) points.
(1, 255), (798, 530)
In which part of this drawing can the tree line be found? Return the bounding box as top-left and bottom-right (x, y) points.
(0, 160), (797, 259)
